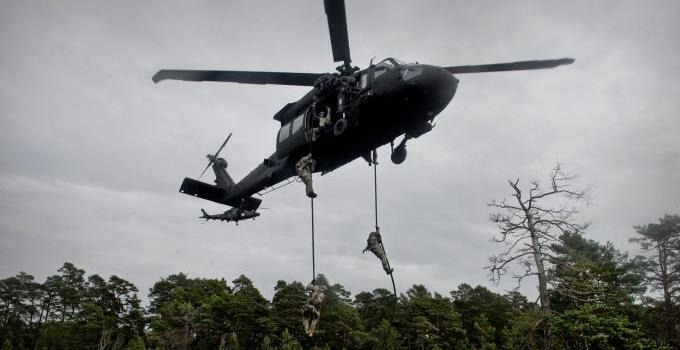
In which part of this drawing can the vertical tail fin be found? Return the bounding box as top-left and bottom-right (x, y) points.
(200, 209), (209, 218)
(212, 158), (236, 190)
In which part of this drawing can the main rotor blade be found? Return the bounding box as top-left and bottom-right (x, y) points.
(324, 0), (351, 64)
(152, 70), (323, 86)
(444, 58), (574, 74)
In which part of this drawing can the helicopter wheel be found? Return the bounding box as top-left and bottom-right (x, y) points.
(333, 118), (348, 136)
(391, 144), (407, 164)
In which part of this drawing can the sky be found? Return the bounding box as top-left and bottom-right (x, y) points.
(1, 0), (679, 302)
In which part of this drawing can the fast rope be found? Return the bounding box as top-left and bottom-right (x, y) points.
(309, 142), (317, 285)
(310, 197), (316, 284)
(371, 149), (398, 347)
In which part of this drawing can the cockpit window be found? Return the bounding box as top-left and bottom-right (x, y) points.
(391, 58), (408, 65)
(374, 58), (403, 79)
(376, 58), (398, 69)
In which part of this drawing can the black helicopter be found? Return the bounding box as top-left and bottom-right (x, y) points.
(153, 0), (574, 215)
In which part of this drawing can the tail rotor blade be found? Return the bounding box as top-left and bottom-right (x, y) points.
(199, 133), (232, 179)
(199, 162), (212, 179)
(214, 133), (232, 159)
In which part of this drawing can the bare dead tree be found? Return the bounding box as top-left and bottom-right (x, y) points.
(486, 164), (590, 343)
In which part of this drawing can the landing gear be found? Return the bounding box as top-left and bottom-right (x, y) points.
(390, 137), (409, 164)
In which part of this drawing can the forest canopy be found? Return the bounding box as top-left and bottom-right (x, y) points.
(1, 213), (679, 350)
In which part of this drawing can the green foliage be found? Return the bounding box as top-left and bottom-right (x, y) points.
(550, 304), (654, 349)
(279, 328), (303, 350)
(500, 308), (543, 350)
(548, 232), (656, 349)
(451, 283), (518, 347)
(1, 224), (676, 350)
(271, 280), (306, 340)
(125, 334), (146, 350)
(397, 284), (468, 349)
(630, 214), (680, 347)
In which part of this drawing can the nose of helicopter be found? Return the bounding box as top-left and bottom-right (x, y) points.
(401, 64), (458, 118)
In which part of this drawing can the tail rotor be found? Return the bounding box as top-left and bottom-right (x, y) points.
(199, 132), (232, 179)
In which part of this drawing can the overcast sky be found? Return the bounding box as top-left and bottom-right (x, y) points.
(1, 0), (679, 302)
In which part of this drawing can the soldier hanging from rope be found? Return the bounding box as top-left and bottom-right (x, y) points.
(363, 227), (393, 275)
(301, 282), (326, 336)
(296, 153), (317, 198)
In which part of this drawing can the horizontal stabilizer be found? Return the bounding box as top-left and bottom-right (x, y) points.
(179, 178), (262, 211)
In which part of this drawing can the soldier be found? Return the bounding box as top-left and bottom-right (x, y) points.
(310, 107), (333, 143)
(363, 227), (393, 274)
(318, 107), (332, 128)
(296, 153), (317, 198)
(301, 283), (325, 336)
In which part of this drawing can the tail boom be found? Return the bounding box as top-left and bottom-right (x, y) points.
(179, 177), (262, 211)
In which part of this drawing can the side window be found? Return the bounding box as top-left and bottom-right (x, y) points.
(278, 123), (291, 143)
(359, 72), (368, 89)
(291, 113), (305, 134)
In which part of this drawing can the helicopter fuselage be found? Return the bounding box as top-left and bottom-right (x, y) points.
(225, 59), (459, 200)
(165, 0), (573, 216)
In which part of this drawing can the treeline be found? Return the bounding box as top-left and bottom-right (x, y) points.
(1, 216), (679, 349)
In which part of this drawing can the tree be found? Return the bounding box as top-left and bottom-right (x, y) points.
(55, 263), (86, 323)
(487, 164), (590, 344)
(308, 274), (362, 349)
(473, 314), (496, 350)
(354, 288), (394, 329)
(271, 280), (306, 341)
(551, 232), (645, 311)
(399, 284), (467, 349)
(230, 275), (271, 349)
(451, 284), (516, 348)
(549, 232), (651, 349)
(147, 273), (233, 349)
(630, 214), (680, 347)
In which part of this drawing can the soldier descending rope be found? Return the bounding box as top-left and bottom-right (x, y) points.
(363, 227), (393, 275)
(296, 154), (317, 198)
(301, 283), (326, 337)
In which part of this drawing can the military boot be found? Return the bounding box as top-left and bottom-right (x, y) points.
(306, 184), (317, 198)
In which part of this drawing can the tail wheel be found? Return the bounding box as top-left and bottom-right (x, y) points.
(334, 118), (348, 136)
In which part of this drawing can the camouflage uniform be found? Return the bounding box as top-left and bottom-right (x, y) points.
(363, 228), (393, 274)
(296, 154), (317, 198)
(310, 107), (332, 143)
(301, 283), (325, 336)
(318, 108), (332, 128)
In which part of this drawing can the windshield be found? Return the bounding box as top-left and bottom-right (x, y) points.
(374, 58), (401, 79)
(375, 58), (400, 70)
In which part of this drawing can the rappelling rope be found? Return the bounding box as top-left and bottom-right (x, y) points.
(372, 150), (398, 348)
(309, 141), (317, 286)
(310, 197), (316, 284)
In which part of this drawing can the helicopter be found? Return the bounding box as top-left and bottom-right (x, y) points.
(199, 208), (260, 225)
(153, 0), (574, 215)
